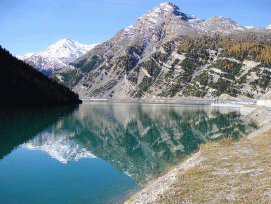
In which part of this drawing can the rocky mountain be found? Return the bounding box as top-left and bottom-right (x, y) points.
(17, 39), (98, 76)
(52, 2), (271, 101)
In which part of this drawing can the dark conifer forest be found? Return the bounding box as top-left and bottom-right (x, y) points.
(0, 45), (82, 107)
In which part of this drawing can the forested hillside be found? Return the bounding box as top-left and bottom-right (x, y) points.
(0, 46), (82, 107)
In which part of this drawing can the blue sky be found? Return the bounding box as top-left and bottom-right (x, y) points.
(1, 0), (270, 56)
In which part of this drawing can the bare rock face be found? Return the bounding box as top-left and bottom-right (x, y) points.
(52, 2), (271, 101)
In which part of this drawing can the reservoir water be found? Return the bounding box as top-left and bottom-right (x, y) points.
(0, 102), (256, 203)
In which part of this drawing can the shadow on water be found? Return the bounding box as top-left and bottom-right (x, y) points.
(0, 105), (79, 160)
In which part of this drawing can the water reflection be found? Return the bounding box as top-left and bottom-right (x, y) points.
(21, 103), (256, 185)
(21, 130), (96, 163)
(0, 105), (79, 160)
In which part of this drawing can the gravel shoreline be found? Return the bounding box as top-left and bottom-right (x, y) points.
(125, 151), (203, 204)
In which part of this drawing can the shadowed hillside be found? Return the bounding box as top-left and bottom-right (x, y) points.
(0, 45), (82, 107)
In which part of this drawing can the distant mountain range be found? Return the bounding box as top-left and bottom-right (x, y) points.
(17, 39), (99, 76)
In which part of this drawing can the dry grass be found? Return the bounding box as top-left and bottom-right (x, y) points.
(219, 135), (234, 146)
(157, 130), (271, 203)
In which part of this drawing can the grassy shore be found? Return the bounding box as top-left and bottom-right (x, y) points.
(158, 131), (271, 203)
(126, 116), (271, 203)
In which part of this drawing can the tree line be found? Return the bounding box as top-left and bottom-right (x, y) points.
(176, 33), (271, 67)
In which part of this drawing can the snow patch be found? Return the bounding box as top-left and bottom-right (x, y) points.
(244, 26), (255, 29)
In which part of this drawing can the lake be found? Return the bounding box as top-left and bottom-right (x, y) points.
(0, 102), (257, 203)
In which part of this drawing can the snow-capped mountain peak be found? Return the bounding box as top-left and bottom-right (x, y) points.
(17, 39), (99, 76)
(42, 38), (97, 61)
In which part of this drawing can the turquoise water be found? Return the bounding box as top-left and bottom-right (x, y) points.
(0, 103), (256, 203)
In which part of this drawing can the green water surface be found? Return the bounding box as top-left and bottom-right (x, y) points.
(0, 103), (256, 203)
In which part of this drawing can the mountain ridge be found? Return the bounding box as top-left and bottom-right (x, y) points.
(50, 2), (271, 101)
(69, 2), (247, 67)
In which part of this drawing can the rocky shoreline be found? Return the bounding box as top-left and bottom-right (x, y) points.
(125, 106), (271, 203)
(84, 95), (257, 106)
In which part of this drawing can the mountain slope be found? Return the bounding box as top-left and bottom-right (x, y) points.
(0, 45), (82, 107)
(17, 39), (98, 76)
(53, 2), (271, 101)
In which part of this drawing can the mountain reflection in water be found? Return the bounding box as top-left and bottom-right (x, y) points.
(21, 102), (256, 185)
(0, 105), (79, 160)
